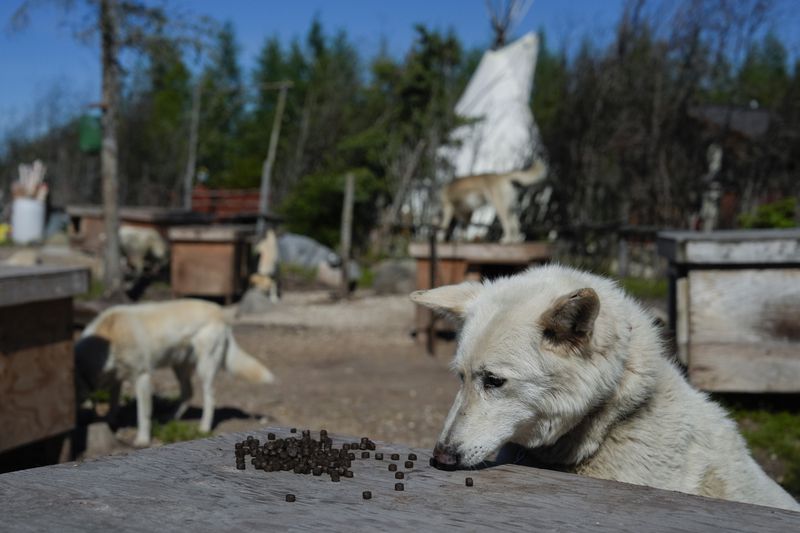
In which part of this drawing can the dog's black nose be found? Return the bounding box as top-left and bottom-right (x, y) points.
(432, 442), (460, 469)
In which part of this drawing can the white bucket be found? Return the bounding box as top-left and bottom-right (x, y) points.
(11, 197), (46, 244)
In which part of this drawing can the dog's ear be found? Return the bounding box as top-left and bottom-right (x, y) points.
(410, 282), (482, 318)
(538, 288), (600, 350)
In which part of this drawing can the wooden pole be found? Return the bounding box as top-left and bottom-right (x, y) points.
(426, 227), (438, 355)
(340, 172), (355, 299)
(182, 80), (201, 210)
(99, 0), (123, 298)
(257, 82), (290, 236)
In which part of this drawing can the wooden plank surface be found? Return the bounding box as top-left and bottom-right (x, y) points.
(687, 269), (800, 392)
(0, 428), (797, 532)
(168, 225), (255, 242)
(408, 241), (551, 264)
(0, 265), (89, 307)
(170, 242), (238, 297)
(657, 229), (800, 265)
(0, 298), (75, 452)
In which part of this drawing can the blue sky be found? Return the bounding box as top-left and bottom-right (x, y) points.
(1, 0), (799, 133)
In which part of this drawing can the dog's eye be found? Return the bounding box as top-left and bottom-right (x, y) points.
(458, 372), (465, 383)
(483, 375), (506, 389)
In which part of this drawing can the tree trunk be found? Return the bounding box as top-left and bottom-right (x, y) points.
(339, 172), (355, 299)
(100, 0), (123, 298)
(257, 83), (289, 236)
(182, 80), (202, 210)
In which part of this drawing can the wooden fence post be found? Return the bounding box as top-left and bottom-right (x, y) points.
(340, 172), (355, 298)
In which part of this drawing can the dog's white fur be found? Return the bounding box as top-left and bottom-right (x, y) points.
(440, 160), (547, 243)
(75, 299), (275, 447)
(119, 225), (169, 276)
(411, 265), (799, 511)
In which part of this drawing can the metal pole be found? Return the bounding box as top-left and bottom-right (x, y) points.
(257, 82), (290, 236)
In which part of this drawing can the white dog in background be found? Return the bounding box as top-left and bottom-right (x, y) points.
(411, 264), (799, 511)
(75, 299), (275, 447)
(119, 225), (169, 276)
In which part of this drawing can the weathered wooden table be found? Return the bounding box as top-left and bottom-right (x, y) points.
(657, 229), (800, 392)
(1, 428), (796, 531)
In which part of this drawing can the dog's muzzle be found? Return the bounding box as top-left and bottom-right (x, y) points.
(432, 442), (460, 470)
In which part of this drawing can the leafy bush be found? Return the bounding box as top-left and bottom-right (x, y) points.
(739, 197), (796, 229)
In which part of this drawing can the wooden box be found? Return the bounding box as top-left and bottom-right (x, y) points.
(0, 266), (88, 453)
(168, 225), (255, 303)
(658, 229), (800, 392)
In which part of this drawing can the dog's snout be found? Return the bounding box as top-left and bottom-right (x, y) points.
(432, 442), (460, 469)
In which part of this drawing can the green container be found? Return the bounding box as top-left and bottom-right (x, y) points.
(78, 114), (102, 153)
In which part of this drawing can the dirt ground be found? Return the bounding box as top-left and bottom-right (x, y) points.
(105, 290), (459, 454)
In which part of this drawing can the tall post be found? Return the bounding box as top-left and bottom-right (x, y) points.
(99, 0), (123, 298)
(183, 79), (202, 210)
(257, 82), (290, 236)
(340, 172), (355, 299)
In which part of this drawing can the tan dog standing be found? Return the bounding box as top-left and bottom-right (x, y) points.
(75, 299), (275, 447)
(440, 159), (547, 243)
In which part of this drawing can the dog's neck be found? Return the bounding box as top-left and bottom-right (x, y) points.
(529, 334), (662, 468)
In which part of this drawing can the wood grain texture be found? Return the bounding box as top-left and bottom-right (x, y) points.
(687, 269), (800, 392)
(0, 428), (797, 532)
(170, 242), (247, 298)
(0, 299), (75, 452)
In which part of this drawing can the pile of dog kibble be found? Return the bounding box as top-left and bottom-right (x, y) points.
(233, 428), (474, 502)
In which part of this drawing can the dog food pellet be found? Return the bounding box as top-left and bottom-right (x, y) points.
(331, 473), (340, 482)
(429, 457), (437, 467)
(466, 477), (474, 487)
(362, 491), (372, 500)
(342, 443), (350, 451)
(391, 454), (400, 460)
(267, 433), (276, 440)
(361, 451), (370, 459)
(344, 470), (353, 478)
(236, 462), (245, 470)
(408, 453), (417, 461)
(394, 483), (404, 491)
(404, 461), (414, 469)
(285, 494), (296, 502)
(302, 430), (310, 437)
(320, 429), (328, 437)
(348, 452), (356, 460)
(388, 464), (397, 472)
(395, 472), (404, 479)
(375, 453), (383, 460)
(290, 428), (297, 433)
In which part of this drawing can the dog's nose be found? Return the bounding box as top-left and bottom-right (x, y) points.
(432, 442), (460, 469)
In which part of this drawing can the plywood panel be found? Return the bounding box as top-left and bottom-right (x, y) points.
(0, 299), (75, 452)
(687, 269), (800, 392)
(171, 242), (237, 296)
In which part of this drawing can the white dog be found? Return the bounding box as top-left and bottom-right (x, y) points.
(411, 265), (799, 511)
(119, 225), (169, 276)
(75, 299), (275, 447)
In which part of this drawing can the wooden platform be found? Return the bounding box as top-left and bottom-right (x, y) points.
(0, 428), (796, 531)
(658, 229), (800, 392)
(409, 241), (551, 353)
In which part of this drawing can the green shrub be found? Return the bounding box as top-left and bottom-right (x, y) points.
(152, 420), (210, 444)
(739, 197), (796, 229)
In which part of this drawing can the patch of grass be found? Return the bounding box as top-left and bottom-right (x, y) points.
(77, 278), (106, 301)
(358, 266), (375, 289)
(281, 263), (318, 283)
(88, 388), (111, 403)
(721, 398), (800, 495)
(619, 276), (668, 300)
(152, 420), (210, 444)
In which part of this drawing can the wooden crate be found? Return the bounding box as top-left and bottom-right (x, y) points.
(66, 205), (211, 254)
(409, 241), (551, 352)
(168, 225), (255, 303)
(658, 229), (800, 392)
(0, 266), (88, 454)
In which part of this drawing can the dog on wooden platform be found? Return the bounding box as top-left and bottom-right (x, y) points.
(412, 264), (799, 511)
(75, 299), (275, 447)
